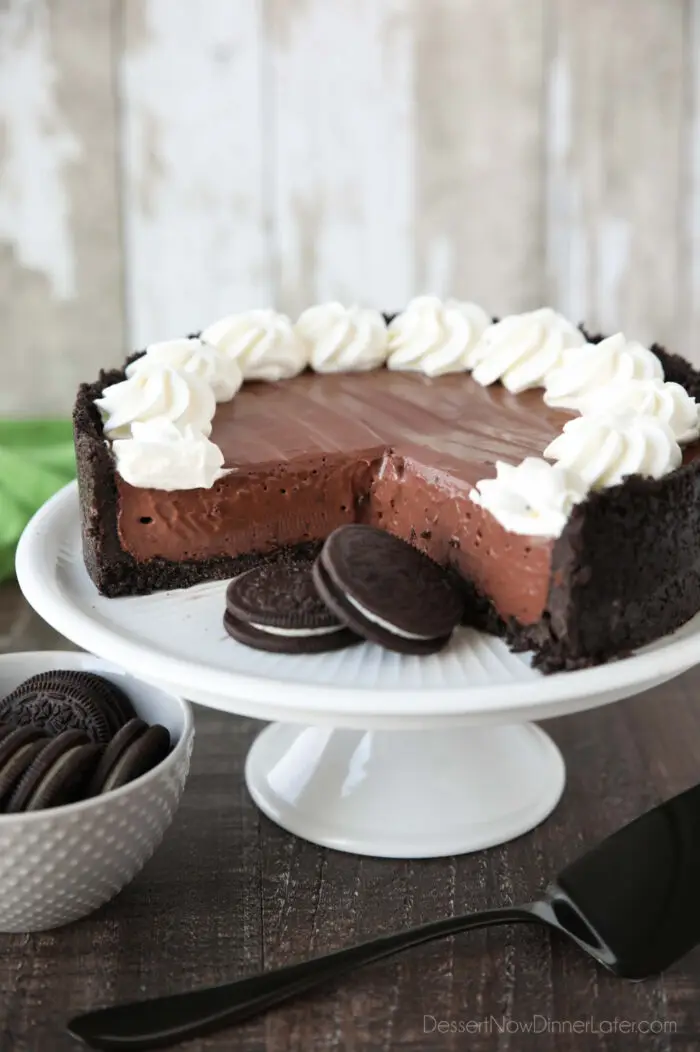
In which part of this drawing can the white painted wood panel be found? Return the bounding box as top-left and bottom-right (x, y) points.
(0, 0), (123, 415)
(414, 0), (547, 316)
(266, 0), (414, 316)
(120, 0), (269, 347)
(684, 0), (700, 361)
(0, 0), (697, 412)
(547, 0), (686, 353)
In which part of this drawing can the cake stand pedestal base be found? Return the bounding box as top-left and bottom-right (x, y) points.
(245, 721), (566, 859)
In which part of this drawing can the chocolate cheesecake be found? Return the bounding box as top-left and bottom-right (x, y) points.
(74, 300), (700, 673)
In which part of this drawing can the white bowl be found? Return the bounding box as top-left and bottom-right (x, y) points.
(0, 651), (194, 932)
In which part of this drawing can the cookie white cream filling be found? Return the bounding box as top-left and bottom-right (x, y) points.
(345, 592), (435, 641)
(249, 622), (344, 638)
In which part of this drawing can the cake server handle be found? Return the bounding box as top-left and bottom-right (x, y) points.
(68, 905), (537, 1051)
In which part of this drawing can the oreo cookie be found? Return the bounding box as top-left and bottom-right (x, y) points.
(86, 718), (149, 796)
(65, 672), (137, 733)
(5, 730), (92, 813)
(224, 558), (360, 654)
(92, 722), (171, 794)
(0, 671), (122, 744)
(0, 723), (16, 746)
(0, 668), (169, 812)
(0, 727), (49, 809)
(312, 525), (464, 654)
(17, 741), (102, 812)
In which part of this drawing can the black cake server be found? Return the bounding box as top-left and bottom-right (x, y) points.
(69, 780), (700, 1050)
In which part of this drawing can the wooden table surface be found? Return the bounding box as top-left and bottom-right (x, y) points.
(1, 582), (699, 1051)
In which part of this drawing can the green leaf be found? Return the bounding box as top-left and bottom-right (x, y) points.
(17, 441), (75, 474)
(0, 419), (76, 582)
(0, 419), (73, 448)
(0, 483), (29, 551)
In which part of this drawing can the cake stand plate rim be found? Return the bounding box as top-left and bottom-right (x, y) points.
(15, 483), (700, 726)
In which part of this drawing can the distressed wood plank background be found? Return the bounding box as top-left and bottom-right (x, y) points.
(0, 0), (697, 415)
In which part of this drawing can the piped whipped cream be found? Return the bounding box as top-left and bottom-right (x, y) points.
(469, 457), (589, 538)
(592, 378), (700, 445)
(543, 333), (663, 412)
(96, 365), (216, 439)
(386, 295), (491, 376)
(295, 302), (388, 373)
(126, 338), (243, 403)
(469, 307), (586, 393)
(95, 298), (697, 510)
(111, 420), (228, 490)
(201, 309), (307, 382)
(544, 412), (682, 489)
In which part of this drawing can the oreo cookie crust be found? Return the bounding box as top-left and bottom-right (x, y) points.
(0, 671), (117, 744)
(313, 525), (463, 654)
(224, 559), (361, 654)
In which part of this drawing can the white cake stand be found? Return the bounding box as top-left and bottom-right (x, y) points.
(15, 484), (700, 858)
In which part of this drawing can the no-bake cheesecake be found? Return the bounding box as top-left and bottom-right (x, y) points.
(74, 297), (700, 672)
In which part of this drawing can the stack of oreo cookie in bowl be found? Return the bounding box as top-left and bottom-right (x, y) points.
(0, 670), (170, 810)
(224, 524), (464, 656)
(0, 652), (193, 933)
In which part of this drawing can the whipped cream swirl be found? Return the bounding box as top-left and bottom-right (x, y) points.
(295, 302), (388, 373)
(112, 420), (228, 491)
(543, 333), (664, 412)
(592, 378), (700, 445)
(469, 457), (589, 538)
(544, 412), (682, 489)
(126, 338), (243, 402)
(386, 295), (492, 376)
(201, 309), (307, 382)
(469, 307), (586, 393)
(96, 366), (216, 439)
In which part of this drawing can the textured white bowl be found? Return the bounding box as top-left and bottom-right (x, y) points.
(0, 651), (194, 932)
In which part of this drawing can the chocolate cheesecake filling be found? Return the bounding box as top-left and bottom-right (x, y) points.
(114, 368), (700, 627)
(115, 370), (587, 625)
